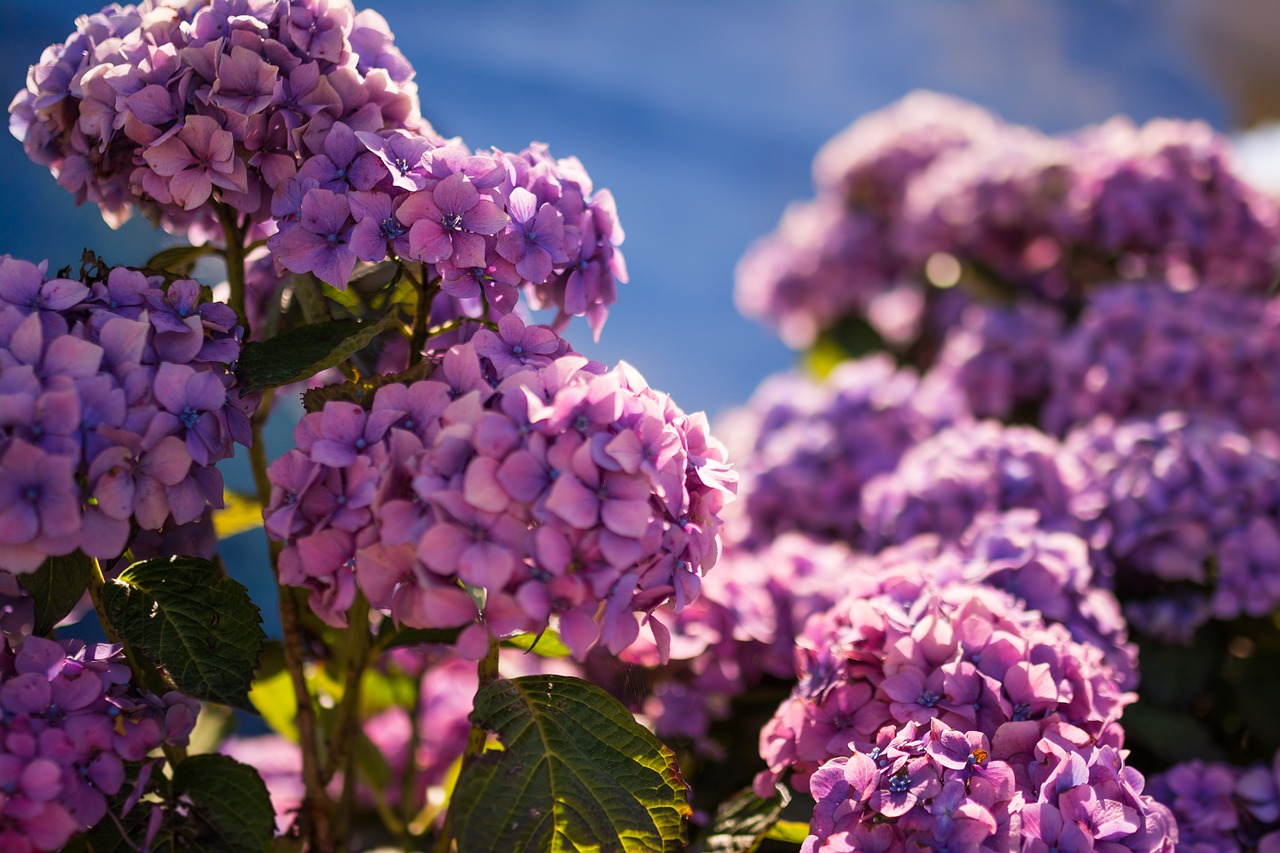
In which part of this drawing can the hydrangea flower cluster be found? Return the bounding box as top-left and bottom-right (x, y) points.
(755, 564), (1133, 797)
(0, 257), (252, 571)
(263, 314), (735, 659)
(736, 92), (1280, 359)
(857, 420), (1105, 554)
(899, 118), (1280, 307)
(716, 355), (967, 550)
(1042, 283), (1280, 437)
(800, 719), (1175, 852)
(9, 0), (423, 240)
(735, 91), (1000, 348)
(269, 130), (628, 336)
(1148, 754), (1280, 852)
(0, 634), (198, 852)
(614, 534), (857, 749)
(1068, 413), (1280, 641)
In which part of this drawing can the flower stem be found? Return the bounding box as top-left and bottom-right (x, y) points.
(213, 201), (247, 331)
(329, 593), (373, 851)
(432, 635), (500, 853)
(409, 268), (438, 367)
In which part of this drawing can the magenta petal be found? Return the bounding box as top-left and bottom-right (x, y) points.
(545, 475), (599, 529)
(433, 173), (479, 214)
(463, 199), (511, 236)
(600, 498), (651, 539)
(408, 220), (453, 263)
(463, 457), (509, 514)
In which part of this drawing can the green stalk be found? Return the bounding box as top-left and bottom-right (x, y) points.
(432, 636), (501, 853)
(213, 201), (247, 331)
(329, 593), (373, 851)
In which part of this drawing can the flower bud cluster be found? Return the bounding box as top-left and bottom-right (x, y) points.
(0, 258), (251, 572)
(0, 635), (198, 851)
(270, 133), (627, 336)
(263, 315), (735, 659)
(756, 564), (1133, 798)
(9, 0), (423, 240)
(1068, 413), (1280, 641)
(800, 719), (1175, 852)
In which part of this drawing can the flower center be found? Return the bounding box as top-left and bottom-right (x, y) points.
(887, 770), (912, 794)
(918, 690), (940, 708)
(442, 213), (464, 232)
(1012, 703), (1032, 721)
(180, 406), (200, 429)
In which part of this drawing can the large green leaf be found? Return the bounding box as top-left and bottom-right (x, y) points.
(451, 674), (691, 853)
(173, 754), (274, 853)
(700, 785), (792, 853)
(236, 312), (396, 392)
(19, 550), (93, 636)
(102, 557), (265, 710)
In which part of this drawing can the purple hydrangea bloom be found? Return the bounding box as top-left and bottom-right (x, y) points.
(798, 707), (1174, 851)
(263, 315), (735, 660)
(755, 560), (1132, 798)
(270, 132), (628, 339)
(1068, 413), (1280, 641)
(1042, 282), (1280, 437)
(0, 258), (253, 572)
(9, 0), (426, 241)
(858, 420), (1107, 555)
(0, 635), (198, 851)
(716, 355), (967, 550)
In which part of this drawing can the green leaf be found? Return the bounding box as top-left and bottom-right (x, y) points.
(763, 821), (810, 844)
(173, 754), (274, 853)
(503, 629), (572, 658)
(102, 557), (265, 710)
(146, 244), (216, 277)
(19, 550), (93, 636)
(249, 666), (298, 741)
(379, 625), (463, 650)
(236, 311), (396, 392)
(451, 674), (691, 853)
(700, 785), (792, 853)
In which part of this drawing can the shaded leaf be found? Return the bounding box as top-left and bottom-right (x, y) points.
(103, 557), (265, 710)
(1123, 702), (1227, 765)
(451, 674), (691, 853)
(173, 754), (274, 853)
(701, 785), (792, 853)
(249, 643), (297, 741)
(237, 312), (396, 393)
(146, 245), (215, 277)
(19, 550), (93, 636)
(300, 359), (432, 413)
(379, 625), (462, 650)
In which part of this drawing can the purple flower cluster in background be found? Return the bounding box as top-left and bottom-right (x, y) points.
(735, 91), (1280, 368)
(1068, 413), (1280, 641)
(800, 719), (1174, 852)
(263, 314), (735, 660)
(0, 630), (197, 852)
(1148, 753), (1280, 852)
(1042, 283), (1280, 437)
(735, 91), (1001, 348)
(755, 563), (1133, 798)
(9, 0), (423, 242)
(0, 257), (252, 572)
(857, 419), (1105, 554)
(270, 133), (628, 336)
(716, 355), (967, 550)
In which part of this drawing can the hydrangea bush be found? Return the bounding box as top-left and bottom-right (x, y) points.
(5, 3), (1280, 849)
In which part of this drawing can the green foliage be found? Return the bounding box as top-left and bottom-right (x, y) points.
(145, 244), (216, 277)
(102, 557), (265, 710)
(19, 550), (93, 636)
(236, 311), (397, 392)
(173, 754), (275, 853)
(503, 629), (573, 658)
(451, 674), (691, 853)
(764, 822), (810, 845)
(700, 785), (793, 853)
